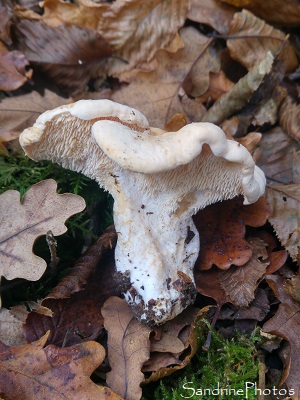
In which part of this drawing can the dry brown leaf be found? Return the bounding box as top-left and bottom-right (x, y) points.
(188, 0), (235, 34)
(0, 332), (121, 399)
(197, 70), (234, 103)
(0, 90), (72, 139)
(195, 268), (230, 306)
(194, 197), (269, 270)
(279, 96), (300, 141)
(143, 307), (208, 384)
(24, 229), (121, 347)
(0, 42), (32, 91)
(227, 10), (298, 73)
(150, 331), (185, 353)
(102, 296), (151, 400)
(12, 19), (111, 94)
(202, 51), (275, 125)
(182, 38), (220, 98)
(265, 184), (300, 262)
(219, 237), (269, 307)
(263, 275), (300, 396)
(0, 179), (85, 285)
(111, 27), (210, 127)
(285, 273), (300, 302)
(220, 0), (300, 26)
(257, 127), (300, 185)
(41, 0), (187, 76)
(0, 308), (27, 347)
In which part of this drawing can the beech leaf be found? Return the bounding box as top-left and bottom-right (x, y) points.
(0, 179), (85, 284)
(265, 184), (300, 262)
(102, 296), (151, 400)
(0, 332), (121, 400)
(227, 10), (298, 72)
(219, 237), (269, 307)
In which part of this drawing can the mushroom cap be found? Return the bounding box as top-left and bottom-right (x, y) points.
(19, 99), (266, 324)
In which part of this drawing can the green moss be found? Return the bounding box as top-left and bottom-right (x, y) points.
(142, 321), (260, 400)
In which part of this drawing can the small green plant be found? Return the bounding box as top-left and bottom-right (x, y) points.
(143, 320), (260, 400)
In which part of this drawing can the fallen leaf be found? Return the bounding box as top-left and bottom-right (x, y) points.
(99, 0), (189, 75)
(220, 0), (300, 26)
(182, 38), (221, 98)
(195, 268), (230, 306)
(188, 0), (235, 34)
(102, 296), (151, 400)
(194, 197), (269, 270)
(0, 332), (121, 399)
(227, 10), (298, 73)
(202, 51), (275, 125)
(0, 179), (85, 286)
(278, 96), (300, 141)
(110, 27), (209, 127)
(0, 42), (32, 91)
(265, 184), (300, 262)
(143, 307), (208, 384)
(219, 237), (269, 307)
(285, 273), (300, 302)
(0, 90), (72, 139)
(0, 3), (12, 45)
(0, 308), (27, 347)
(24, 228), (121, 347)
(197, 70), (234, 103)
(12, 19), (112, 94)
(257, 126), (300, 185)
(263, 275), (300, 396)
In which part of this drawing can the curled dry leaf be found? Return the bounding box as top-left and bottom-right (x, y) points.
(143, 307), (209, 384)
(0, 179), (85, 285)
(197, 70), (234, 104)
(278, 96), (300, 141)
(111, 27), (208, 127)
(102, 296), (151, 400)
(219, 237), (269, 307)
(265, 184), (300, 262)
(194, 197), (269, 271)
(0, 332), (122, 400)
(263, 275), (300, 396)
(0, 42), (32, 91)
(227, 10), (298, 73)
(24, 228), (121, 347)
(220, 0), (300, 26)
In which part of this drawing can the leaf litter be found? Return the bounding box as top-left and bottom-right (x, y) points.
(0, 0), (300, 398)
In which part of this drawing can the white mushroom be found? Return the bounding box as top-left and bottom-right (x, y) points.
(19, 99), (266, 325)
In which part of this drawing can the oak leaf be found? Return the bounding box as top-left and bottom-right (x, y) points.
(111, 27), (209, 127)
(0, 179), (85, 286)
(227, 10), (298, 73)
(263, 275), (300, 396)
(194, 197), (269, 270)
(0, 308), (27, 347)
(102, 296), (151, 400)
(265, 184), (300, 262)
(0, 332), (122, 400)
